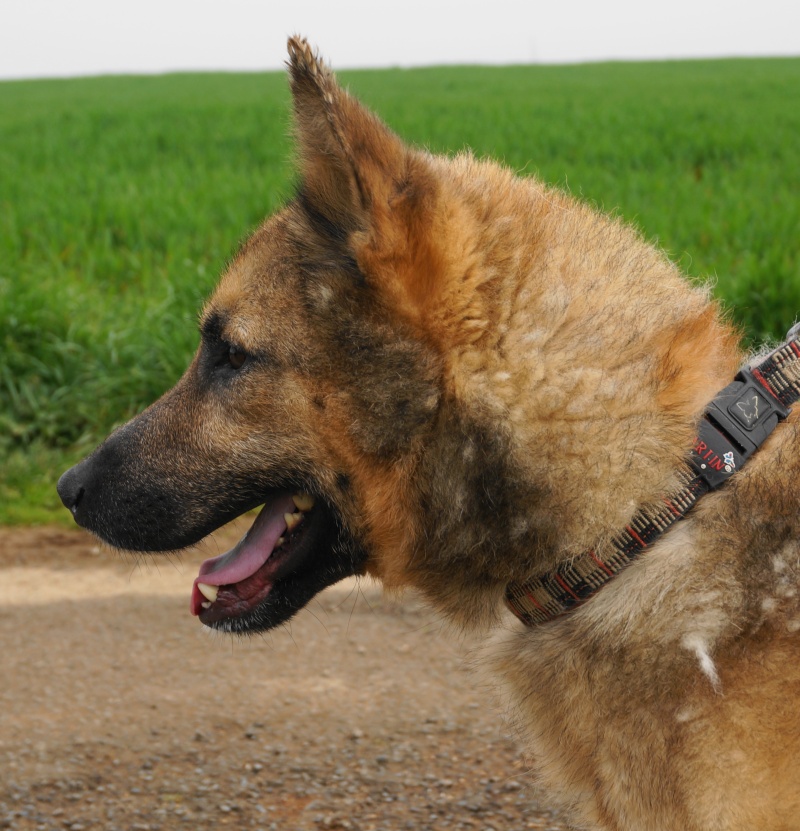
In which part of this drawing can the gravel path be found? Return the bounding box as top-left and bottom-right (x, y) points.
(0, 525), (570, 831)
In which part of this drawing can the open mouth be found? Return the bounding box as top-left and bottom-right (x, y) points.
(189, 489), (363, 633)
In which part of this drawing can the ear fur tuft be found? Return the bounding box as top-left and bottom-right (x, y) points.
(287, 36), (331, 87)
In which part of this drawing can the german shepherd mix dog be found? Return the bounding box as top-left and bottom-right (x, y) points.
(57, 38), (800, 830)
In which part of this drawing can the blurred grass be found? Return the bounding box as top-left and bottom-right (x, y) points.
(1, 59), (799, 524)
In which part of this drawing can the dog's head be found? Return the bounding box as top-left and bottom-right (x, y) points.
(57, 38), (466, 632)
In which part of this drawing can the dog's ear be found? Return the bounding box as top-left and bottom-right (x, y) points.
(287, 38), (447, 325)
(287, 36), (408, 232)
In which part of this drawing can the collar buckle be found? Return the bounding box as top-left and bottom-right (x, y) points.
(690, 367), (789, 490)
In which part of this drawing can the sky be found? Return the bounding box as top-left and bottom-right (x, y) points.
(2, 0), (800, 80)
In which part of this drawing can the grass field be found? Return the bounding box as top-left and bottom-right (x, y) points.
(1, 58), (799, 523)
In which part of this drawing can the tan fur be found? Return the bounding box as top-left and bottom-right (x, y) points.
(62, 38), (800, 831)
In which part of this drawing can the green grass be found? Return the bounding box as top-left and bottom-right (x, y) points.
(1, 59), (799, 524)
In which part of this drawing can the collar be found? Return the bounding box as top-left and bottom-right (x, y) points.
(505, 324), (800, 627)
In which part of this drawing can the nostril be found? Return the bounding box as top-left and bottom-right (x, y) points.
(71, 486), (85, 514)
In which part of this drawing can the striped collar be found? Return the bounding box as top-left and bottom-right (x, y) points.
(505, 326), (800, 627)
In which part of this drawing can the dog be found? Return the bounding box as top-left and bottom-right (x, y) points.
(57, 38), (800, 831)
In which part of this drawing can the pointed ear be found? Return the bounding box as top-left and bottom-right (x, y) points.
(286, 36), (413, 233)
(287, 38), (459, 331)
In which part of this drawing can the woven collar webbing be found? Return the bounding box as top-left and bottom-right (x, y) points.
(505, 330), (800, 627)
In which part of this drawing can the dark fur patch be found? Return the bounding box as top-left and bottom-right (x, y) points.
(408, 409), (558, 625)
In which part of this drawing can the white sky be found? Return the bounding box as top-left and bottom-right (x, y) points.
(2, 0), (800, 79)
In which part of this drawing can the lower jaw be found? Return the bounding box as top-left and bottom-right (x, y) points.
(203, 552), (368, 634)
(198, 580), (275, 625)
(198, 576), (309, 633)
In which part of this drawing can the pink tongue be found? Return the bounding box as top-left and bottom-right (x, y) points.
(191, 494), (297, 615)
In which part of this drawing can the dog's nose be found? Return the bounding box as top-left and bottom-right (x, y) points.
(57, 464), (86, 518)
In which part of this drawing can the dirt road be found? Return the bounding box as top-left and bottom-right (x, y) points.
(0, 523), (569, 831)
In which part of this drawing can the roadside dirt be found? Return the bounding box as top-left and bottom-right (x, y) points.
(1, 524), (569, 831)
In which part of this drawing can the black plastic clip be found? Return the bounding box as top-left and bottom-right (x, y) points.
(690, 367), (790, 489)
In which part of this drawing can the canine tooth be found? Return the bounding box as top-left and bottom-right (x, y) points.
(284, 512), (303, 531)
(197, 582), (218, 602)
(201, 601), (212, 610)
(293, 493), (315, 512)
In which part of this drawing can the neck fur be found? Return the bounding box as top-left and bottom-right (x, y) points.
(397, 159), (742, 627)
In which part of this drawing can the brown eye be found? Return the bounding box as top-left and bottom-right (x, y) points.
(228, 346), (247, 369)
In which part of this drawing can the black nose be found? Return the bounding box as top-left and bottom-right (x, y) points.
(57, 464), (86, 518)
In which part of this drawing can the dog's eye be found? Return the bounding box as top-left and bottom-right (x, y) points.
(227, 346), (247, 370)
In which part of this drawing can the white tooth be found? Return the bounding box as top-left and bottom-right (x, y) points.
(197, 582), (218, 602)
(292, 493), (315, 512)
(284, 512), (303, 531)
(201, 601), (212, 610)
(275, 536), (286, 547)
